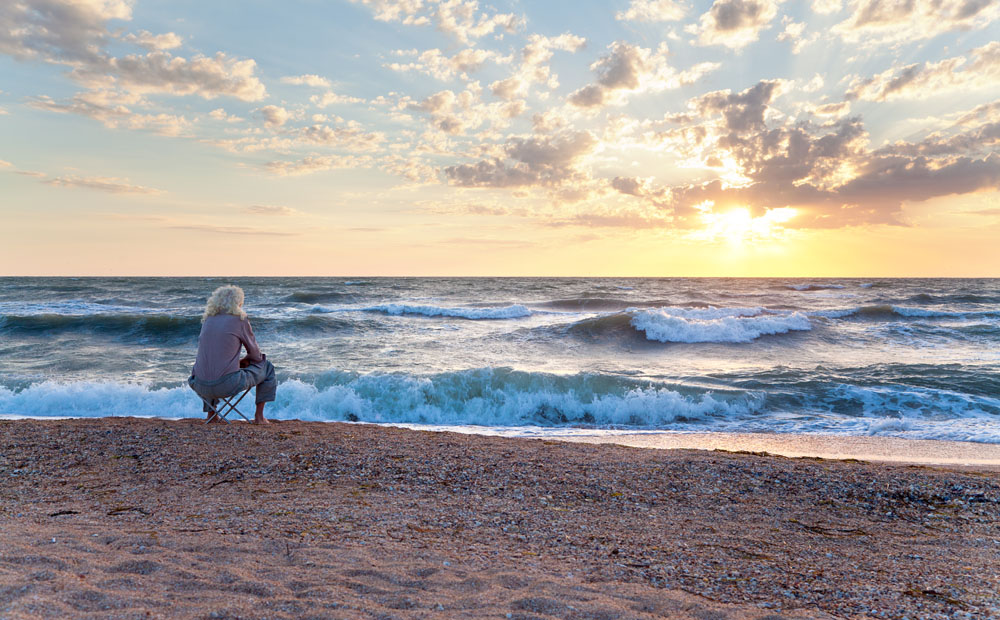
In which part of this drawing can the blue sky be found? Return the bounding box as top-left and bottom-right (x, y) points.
(1, 0), (999, 275)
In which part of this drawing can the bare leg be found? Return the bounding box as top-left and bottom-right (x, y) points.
(253, 402), (269, 425)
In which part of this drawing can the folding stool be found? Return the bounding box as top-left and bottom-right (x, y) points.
(200, 386), (254, 423)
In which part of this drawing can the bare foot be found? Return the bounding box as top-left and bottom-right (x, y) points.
(253, 417), (270, 425)
(205, 412), (223, 424)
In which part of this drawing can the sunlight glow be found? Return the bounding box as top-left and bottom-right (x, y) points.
(701, 207), (798, 244)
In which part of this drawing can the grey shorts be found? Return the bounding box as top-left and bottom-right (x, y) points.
(188, 358), (276, 413)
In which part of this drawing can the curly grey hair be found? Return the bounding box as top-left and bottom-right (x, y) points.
(203, 285), (247, 321)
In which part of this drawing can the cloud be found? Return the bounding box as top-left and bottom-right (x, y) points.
(406, 84), (523, 135)
(693, 79), (783, 132)
(811, 0), (842, 14)
(548, 211), (671, 229)
(806, 101), (852, 118)
(1, 0), (268, 136)
(776, 17), (816, 54)
(28, 91), (191, 136)
(351, 0), (521, 44)
(0, 0), (131, 63)
(955, 101), (1000, 127)
(2, 2), (264, 101)
(43, 174), (162, 194)
(168, 224), (299, 236)
(616, 0), (686, 22)
(281, 74), (332, 88)
(689, 0), (782, 49)
(0, 160), (12, 167)
(381, 154), (439, 183)
(81, 51), (267, 101)
(310, 91), (366, 107)
(846, 42), (1000, 102)
(208, 107), (243, 123)
(444, 130), (597, 188)
(648, 80), (1000, 228)
(873, 105), (1000, 159)
(568, 41), (718, 108)
(244, 205), (301, 216)
(429, 0), (521, 44)
(256, 105), (289, 127)
(387, 47), (508, 81)
(265, 154), (375, 176)
(297, 123), (387, 150)
(123, 30), (183, 51)
(611, 176), (668, 202)
(833, 0), (1000, 45)
(489, 33), (586, 100)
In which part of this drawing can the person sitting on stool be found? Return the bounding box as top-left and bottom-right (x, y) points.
(188, 285), (275, 424)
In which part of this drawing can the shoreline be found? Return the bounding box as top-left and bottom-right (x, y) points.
(4, 413), (1000, 468)
(2, 417), (998, 618)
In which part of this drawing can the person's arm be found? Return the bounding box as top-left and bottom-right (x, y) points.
(239, 318), (265, 365)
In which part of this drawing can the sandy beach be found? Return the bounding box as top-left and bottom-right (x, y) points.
(1, 418), (998, 619)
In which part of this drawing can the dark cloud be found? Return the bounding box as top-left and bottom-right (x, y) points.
(711, 0), (770, 30)
(656, 80), (1000, 228)
(445, 131), (597, 188)
(695, 80), (781, 133)
(693, 0), (780, 48)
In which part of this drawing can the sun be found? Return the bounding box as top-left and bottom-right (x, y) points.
(701, 206), (797, 244)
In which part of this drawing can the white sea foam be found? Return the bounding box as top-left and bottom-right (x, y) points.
(363, 303), (532, 320)
(0, 372), (762, 427)
(629, 307), (811, 343)
(4, 373), (999, 442)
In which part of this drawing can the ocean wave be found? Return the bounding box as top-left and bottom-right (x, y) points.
(0, 300), (156, 316)
(785, 283), (846, 291)
(560, 307), (812, 343)
(814, 383), (1000, 419)
(285, 291), (356, 304)
(0, 369), (762, 427)
(630, 307), (812, 343)
(363, 303), (532, 320)
(0, 313), (202, 338)
(536, 298), (638, 312)
(814, 305), (1000, 320)
(0, 312), (353, 339)
(904, 293), (1000, 305)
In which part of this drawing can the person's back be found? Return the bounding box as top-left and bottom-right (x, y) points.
(193, 314), (262, 382)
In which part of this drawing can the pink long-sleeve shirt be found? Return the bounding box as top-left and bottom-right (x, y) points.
(192, 314), (264, 382)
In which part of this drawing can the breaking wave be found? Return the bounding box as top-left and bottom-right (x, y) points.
(560, 307), (813, 343)
(0, 368), (762, 428)
(630, 307), (812, 343)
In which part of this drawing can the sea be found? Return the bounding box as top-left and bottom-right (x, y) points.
(1, 277), (999, 443)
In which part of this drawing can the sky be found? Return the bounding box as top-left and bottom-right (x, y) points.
(1, 0), (998, 276)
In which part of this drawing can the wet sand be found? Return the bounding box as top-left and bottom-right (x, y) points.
(1, 417), (998, 619)
(550, 431), (1000, 470)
